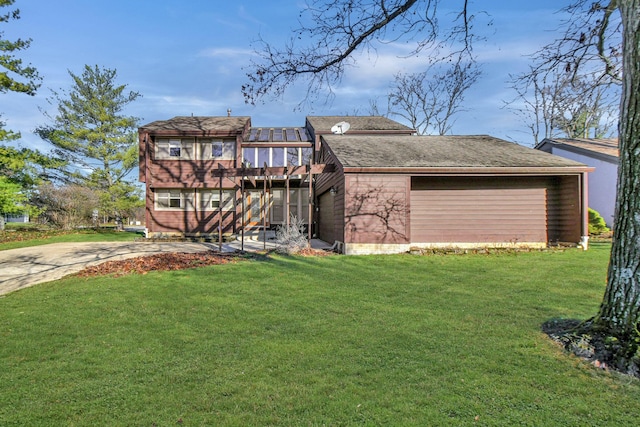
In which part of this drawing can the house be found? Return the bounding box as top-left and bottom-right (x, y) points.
(138, 116), (314, 240)
(536, 137), (618, 227)
(139, 115), (592, 254)
(3, 213), (29, 224)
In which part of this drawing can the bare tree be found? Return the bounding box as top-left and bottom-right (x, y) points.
(32, 183), (99, 229)
(244, 0), (640, 374)
(552, 78), (618, 138)
(507, 67), (619, 145)
(389, 59), (480, 135)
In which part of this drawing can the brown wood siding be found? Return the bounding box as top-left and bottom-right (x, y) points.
(344, 174), (410, 244)
(315, 144), (345, 243)
(139, 132), (148, 182)
(410, 176), (548, 244)
(547, 176), (581, 242)
(317, 192), (336, 243)
(146, 188), (238, 235)
(144, 136), (238, 188)
(146, 160), (237, 188)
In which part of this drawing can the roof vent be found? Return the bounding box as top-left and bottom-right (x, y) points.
(331, 121), (350, 135)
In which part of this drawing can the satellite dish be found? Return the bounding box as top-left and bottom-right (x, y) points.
(331, 121), (351, 135)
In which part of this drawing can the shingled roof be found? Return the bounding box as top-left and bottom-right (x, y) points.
(536, 137), (619, 163)
(140, 116), (251, 136)
(323, 134), (589, 170)
(306, 116), (414, 133)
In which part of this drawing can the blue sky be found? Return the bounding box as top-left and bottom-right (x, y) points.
(3, 0), (569, 151)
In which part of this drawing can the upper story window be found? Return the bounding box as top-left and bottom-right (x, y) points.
(242, 146), (313, 168)
(201, 139), (235, 160)
(169, 140), (181, 157)
(156, 138), (194, 160)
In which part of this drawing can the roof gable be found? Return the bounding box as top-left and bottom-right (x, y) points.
(140, 116), (251, 136)
(323, 134), (588, 169)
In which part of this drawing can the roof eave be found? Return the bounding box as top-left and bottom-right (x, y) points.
(315, 129), (415, 136)
(139, 129), (244, 138)
(341, 166), (594, 174)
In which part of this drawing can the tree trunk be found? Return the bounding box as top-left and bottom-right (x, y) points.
(595, 0), (640, 341)
(0, 215), (5, 231)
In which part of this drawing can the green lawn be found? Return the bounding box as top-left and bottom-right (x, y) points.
(1, 242), (638, 426)
(0, 227), (140, 250)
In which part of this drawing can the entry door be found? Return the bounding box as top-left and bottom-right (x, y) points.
(245, 190), (264, 226)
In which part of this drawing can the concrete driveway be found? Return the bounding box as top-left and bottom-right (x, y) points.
(0, 241), (221, 296)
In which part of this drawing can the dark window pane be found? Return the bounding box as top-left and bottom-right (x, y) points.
(301, 147), (312, 165)
(287, 147), (299, 166)
(258, 147), (270, 167)
(243, 148), (256, 167)
(272, 148), (285, 167)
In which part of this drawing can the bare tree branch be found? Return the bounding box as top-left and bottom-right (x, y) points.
(242, 0), (478, 106)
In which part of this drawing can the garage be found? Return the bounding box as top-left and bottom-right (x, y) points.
(410, 176), (549, 244)
(318, 133), (591, 254)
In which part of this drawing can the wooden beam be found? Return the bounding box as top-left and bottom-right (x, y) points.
(211, 164), (331, 178)
(289, 165), (307, 176)
(211, 167), (265, 177)
(218, 164), (223, 252)
(310, 163), (334, 174)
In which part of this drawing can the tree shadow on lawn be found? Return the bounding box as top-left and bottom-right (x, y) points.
(542, 317), (640, 379)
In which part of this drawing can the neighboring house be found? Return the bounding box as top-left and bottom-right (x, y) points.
(3, 213), (29, 223)
(536, 138), (618, 227)
(139, 115), (592, 254)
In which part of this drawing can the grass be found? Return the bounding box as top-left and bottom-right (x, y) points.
(1, 242), (638, 425)
(0, 226), (140, 250)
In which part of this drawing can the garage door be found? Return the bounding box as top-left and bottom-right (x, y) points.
(410, 177), (548, 244)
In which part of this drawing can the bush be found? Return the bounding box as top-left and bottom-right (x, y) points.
(275, 215), (308, 254)
(588, 208), (610, 235)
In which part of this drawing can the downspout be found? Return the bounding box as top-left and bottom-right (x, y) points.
(144, 132), (151, 238)
(580, 172), (590, 250)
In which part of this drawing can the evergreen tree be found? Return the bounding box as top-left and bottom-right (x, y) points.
(36, 65), (143, 230)
(0, 0), (41, 140)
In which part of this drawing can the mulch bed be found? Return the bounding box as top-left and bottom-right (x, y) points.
(74, 248), (334, 278)
(74, 251), (241, 278)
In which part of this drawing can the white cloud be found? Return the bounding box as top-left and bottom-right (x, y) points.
(198, 47), (254, 59)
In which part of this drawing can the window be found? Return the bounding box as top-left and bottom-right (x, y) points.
(200, 190), (235, 211)
(258, 147), (270, 167)
(156, 190), (191, 209)
(242, 146), (312, 168)
(243, 147), (256, 167)
(169, 140), (181, 157)
(272, 148), (285, 167)
(301, 147), (313, 165)
(270, 188), (309, 223)
(287, 147), (299, 166)
(272, 189), (285, 223)
(211, 140), (235, 159)
(156, 138), (194, 160)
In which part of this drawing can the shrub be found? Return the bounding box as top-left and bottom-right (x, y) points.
(588, 208), (610, 235)
(275, 215), (308, 254)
